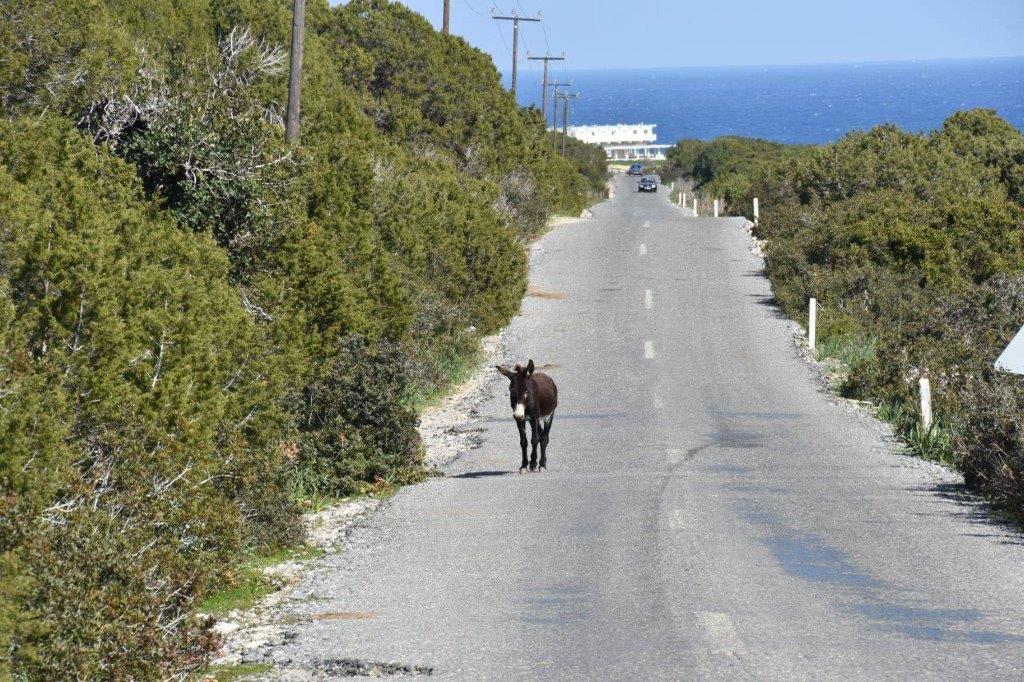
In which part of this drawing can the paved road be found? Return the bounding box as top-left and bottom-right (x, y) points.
(266, 174), (1024, 679)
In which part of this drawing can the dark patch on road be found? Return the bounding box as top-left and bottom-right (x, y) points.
(527, 287), (565, 300)
(279, 611), (379, 625)
(709, 428), (762, 449)
(712, 411), (804, 421)
(740, 505), (1024, 645)
(855, 603), (980, 625)
(764, 533), (881, 590)
(307, 658), (433, 676)
(309, 611), (377, 621)
(706, 463), (753, 474)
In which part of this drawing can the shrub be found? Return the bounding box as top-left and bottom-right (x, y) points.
(296, 337), (423, 496)
(0, 116), (299, 678)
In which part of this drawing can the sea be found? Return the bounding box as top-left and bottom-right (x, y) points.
(513, 57), (1024, 145)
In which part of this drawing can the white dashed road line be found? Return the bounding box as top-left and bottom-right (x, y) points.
(644, 341), (655, 359)
(639, 243), (647, 256)
(698, 612), (747, 658)
(645, 289), (653, 310)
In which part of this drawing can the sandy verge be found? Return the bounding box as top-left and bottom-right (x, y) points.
(418, 332), (505, 468)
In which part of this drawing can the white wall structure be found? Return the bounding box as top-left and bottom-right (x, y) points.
(562, 123), (672, 161)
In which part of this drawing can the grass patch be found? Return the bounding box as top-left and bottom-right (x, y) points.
(813, 334), (956, 467)
(874, 399), (956, 465)
(198, 662), (274, 681)
(286, 466), (349, 512)
(904, 420), (956, 465)
(816, 332), (876, 369)
(196, 545), (324, 617)
(876, 398), (914, 431)
(404, 342), (483, 413)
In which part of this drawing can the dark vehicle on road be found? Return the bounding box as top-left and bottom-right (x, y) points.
(627, 163), (644, 176)
(637, 175), (658, 192)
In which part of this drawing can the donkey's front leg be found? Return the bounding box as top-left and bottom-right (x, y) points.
(517, 419), (529, 473)
(529, 416), (540, 471)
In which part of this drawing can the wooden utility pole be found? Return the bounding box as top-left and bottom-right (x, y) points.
(285, 0), (306, 144)
(549, 80), (572, 130)
(556, 92), (579, 155)
(527, 53), (566, 118)
(442, 0), (451, 35)
(492, 10), (541, 99)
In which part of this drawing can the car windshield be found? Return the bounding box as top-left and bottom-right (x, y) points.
(640, 176), (656, 182)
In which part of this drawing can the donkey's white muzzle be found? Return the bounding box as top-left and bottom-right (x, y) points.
(513, 403), (526, 420)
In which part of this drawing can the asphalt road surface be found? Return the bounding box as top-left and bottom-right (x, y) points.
(265, 174), (1024, 679)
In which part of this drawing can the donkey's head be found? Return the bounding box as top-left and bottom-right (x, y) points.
(496, 360), (535, 421)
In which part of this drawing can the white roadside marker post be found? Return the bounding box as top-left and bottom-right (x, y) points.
(714, 199), (719, 218)
(808, 297), (817, 352)
(919, 378), (932, 430)
(753, 197), (759, 225)
(682, 192), (687, 207)
(694, 198), (698, 216)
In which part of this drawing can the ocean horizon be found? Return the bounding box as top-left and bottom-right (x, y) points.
(511, 56), (1024, 145)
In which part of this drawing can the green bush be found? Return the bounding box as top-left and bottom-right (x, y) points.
(549, 130), (610, 197)
(0, 116), (300, 678)
(664, 136), (814, 215)
(296, 337), (422, 496)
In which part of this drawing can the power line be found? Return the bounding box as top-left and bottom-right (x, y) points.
(491, 8), (541, 99)
(520, 34), (544, 104)
(548, 79), (572, 130)
(539, 16), (554, 62)
(460, 0), (488, 16)
(492, 18), (511, 59)
(527, 53), (565, 118)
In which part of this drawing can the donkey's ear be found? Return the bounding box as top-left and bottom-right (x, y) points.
(526, 359), (535, 376)
(495, 365), (514, 379)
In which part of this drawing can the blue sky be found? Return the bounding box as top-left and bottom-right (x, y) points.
(334, 1), (1024, 71)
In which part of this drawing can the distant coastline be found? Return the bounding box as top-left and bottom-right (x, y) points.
(514, 56), (1024, 145)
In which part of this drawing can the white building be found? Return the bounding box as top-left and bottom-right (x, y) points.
(563, 123), (672, 160)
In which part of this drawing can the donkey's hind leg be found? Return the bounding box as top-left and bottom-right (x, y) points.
(528, 417), (540, 471)
(538, 413), (553, 471)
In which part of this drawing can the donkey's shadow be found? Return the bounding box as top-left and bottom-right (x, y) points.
(450, 470), (513, 479)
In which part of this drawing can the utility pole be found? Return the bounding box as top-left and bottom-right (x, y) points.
(549, 80), (572, 130)
(556, 92), (579, 156)
(442, 0), (451, 35)
(492, 9), (541, 99)
(527, 53), (565, 118)
(285, 0), (305, 144)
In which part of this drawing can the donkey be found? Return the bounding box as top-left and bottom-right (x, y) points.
(496, 360), (558, 473)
